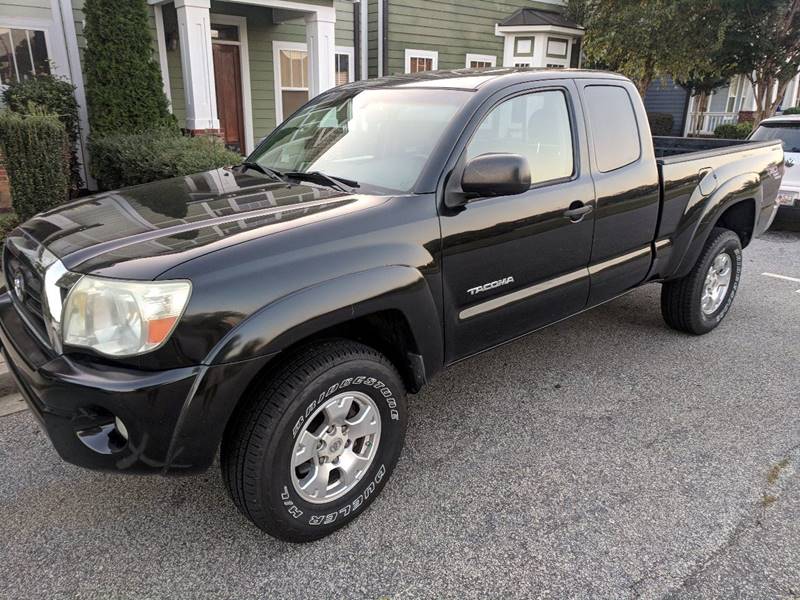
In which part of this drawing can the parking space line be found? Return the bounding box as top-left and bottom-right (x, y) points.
(762, 272), (800, 283)
(762, 272), (800, 294)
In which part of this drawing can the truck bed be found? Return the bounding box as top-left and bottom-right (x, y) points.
(652, 136), (773, 161)
(651, 136), (783, 281)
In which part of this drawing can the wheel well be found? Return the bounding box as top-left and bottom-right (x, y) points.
(263, 310), (423, 393)
(715, 199), (756, 247)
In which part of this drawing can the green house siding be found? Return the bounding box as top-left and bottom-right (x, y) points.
(0, 0), (52, 20)
(158, 0), (352, 140)
(386, 0), (566, 74)
(367, 0), (378, 78)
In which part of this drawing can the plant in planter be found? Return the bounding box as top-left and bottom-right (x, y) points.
(3, 75), (82, 194)
(0, 112), (70, 221)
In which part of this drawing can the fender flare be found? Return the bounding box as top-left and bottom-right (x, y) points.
(205, 265), (444, 377)
(670, 172), (761, 280)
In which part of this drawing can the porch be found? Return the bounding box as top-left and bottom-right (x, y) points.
(148, 0), (354, 155)
(685, 111), (739, 136)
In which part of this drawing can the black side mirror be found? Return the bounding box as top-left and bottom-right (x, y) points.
(461, 153), (531, 198)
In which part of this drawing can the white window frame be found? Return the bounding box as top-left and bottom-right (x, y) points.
(404, 49), (438, 74)
(273, 41), (355, 124)
(0, 21), (53, 87)
(465, 53), (496, 68)
(209, 14), (254, 154)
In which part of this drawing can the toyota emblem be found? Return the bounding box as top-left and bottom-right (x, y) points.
(12, 271), (25, 301)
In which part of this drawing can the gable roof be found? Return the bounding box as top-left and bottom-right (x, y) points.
(499, 8), (583, 30)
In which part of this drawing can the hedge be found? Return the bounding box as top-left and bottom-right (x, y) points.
(90, 130), (242, 190)
(83, 0), (175, 136)
(647, 112), (674, 136)
(0, 113), (70, 221)
(2, 74), (82, 193)
(782, 107), (800, 115)
(713, 122), (753, 139)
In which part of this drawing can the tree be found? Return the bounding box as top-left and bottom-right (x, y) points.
(83, 0), (175, 136)
(718, 0), (800, 124)
(572, 0), (729, 96)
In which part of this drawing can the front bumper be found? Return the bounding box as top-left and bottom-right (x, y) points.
(0, 291), (272, 474)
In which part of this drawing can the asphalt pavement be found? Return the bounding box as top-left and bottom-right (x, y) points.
(1, 230), (799, 599)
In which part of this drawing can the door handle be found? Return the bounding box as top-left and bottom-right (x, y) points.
(563, 202), (593, 222)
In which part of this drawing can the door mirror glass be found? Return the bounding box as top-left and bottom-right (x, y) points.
(461, 153), (531, 197)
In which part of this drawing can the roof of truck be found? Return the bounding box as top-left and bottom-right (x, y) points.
(336, 67), (629, 92)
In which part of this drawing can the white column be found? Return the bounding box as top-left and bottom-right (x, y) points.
(175, 0), (219, 130)
(306, 12), (336, 97)
(153, 3), (172, 108)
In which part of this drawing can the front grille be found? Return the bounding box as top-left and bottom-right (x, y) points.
(3, 239), (50, 344)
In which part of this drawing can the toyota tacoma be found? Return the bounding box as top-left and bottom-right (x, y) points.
(0, 69), (783, 542)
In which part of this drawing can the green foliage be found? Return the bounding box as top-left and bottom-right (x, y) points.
(714, 121), (753, 139)
(0, 213), (20, 241)
(83, 0), (176, 136)
(90, 130), (241, 190)
(783, 107), (800, 115)
(577, 0), (730, 95)
(2, 74), (82, 193)
(647, 112), (675, 136)
(0, 112), (70, 221)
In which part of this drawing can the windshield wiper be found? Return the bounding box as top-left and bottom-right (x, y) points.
(239, 161), (286, 182)
(284, 171), (359, 193)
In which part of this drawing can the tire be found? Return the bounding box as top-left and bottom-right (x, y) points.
(660, 227), (742, 335)
(221, 339), (407, 542)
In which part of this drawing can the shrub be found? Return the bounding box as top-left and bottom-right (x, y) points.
(647, 112), (674, 136)
(782, 107), (800, 115)
(90, 130), (241, 190)
(83, 0), (175, 136)
(0, 112), (70, 221)
(2, 74), (82, 193)
(714, 121), (753, 139)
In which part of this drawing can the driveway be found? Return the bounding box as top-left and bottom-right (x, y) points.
(1, 230), (799, 599)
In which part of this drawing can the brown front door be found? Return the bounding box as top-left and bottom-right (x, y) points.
(212, 43), (245, 153)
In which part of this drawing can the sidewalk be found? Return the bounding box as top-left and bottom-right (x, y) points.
(0, 353), (25, 417)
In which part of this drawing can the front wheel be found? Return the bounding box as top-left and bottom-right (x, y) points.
(660, 227), (743, 335)
(221, 340), (407, 542)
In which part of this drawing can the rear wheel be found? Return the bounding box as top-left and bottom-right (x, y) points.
(660, 227), (742, 335)
(221, 340), (407, 542)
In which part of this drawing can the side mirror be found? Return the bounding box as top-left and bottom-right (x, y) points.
(461, 153), (531, 198)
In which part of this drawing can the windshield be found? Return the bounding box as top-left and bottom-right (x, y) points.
(750, 122), (800, 153)
(248, 88), (471, 193)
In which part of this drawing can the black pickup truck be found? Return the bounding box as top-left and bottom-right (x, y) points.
(0, 69), (783, 542)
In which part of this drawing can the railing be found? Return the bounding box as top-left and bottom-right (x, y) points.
(686, 111), (739, 136)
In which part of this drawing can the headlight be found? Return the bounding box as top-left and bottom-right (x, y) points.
(61, 276), (191, 357)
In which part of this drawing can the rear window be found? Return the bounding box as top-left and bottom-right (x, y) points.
(583, 85), (641, 172)
(750, 122), (800, 153)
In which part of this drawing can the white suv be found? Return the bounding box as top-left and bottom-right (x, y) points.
(750, 114), (800, 229)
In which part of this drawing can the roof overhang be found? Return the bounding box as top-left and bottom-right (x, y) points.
(495, 24), (585, 38)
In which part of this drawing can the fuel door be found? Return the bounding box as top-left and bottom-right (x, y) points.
(698, 167), (719, 197)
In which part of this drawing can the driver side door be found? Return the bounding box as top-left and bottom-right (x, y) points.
(440, 81), (596, 361)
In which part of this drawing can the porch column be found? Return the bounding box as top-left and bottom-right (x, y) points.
(175, 0), (219, 132)
(305, 12), (336, 98)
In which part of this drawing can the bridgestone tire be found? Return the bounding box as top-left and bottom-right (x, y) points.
(221, 340), (407, 542)
(660, 227), (742, 335)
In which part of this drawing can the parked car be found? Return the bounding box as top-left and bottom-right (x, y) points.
(749, 114), (800, 230)
(0, 69), (783, 542)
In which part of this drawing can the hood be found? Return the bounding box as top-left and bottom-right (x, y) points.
(19, 168), (383, 278)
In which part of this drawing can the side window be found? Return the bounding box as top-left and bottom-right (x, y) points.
(466, 90), (574, 185)
(584, 85), (641, 172)
(0, 27), (50, 84)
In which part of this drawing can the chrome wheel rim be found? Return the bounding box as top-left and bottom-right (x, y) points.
(290, 391), (381, 504)
(701, 252), (732, 315)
